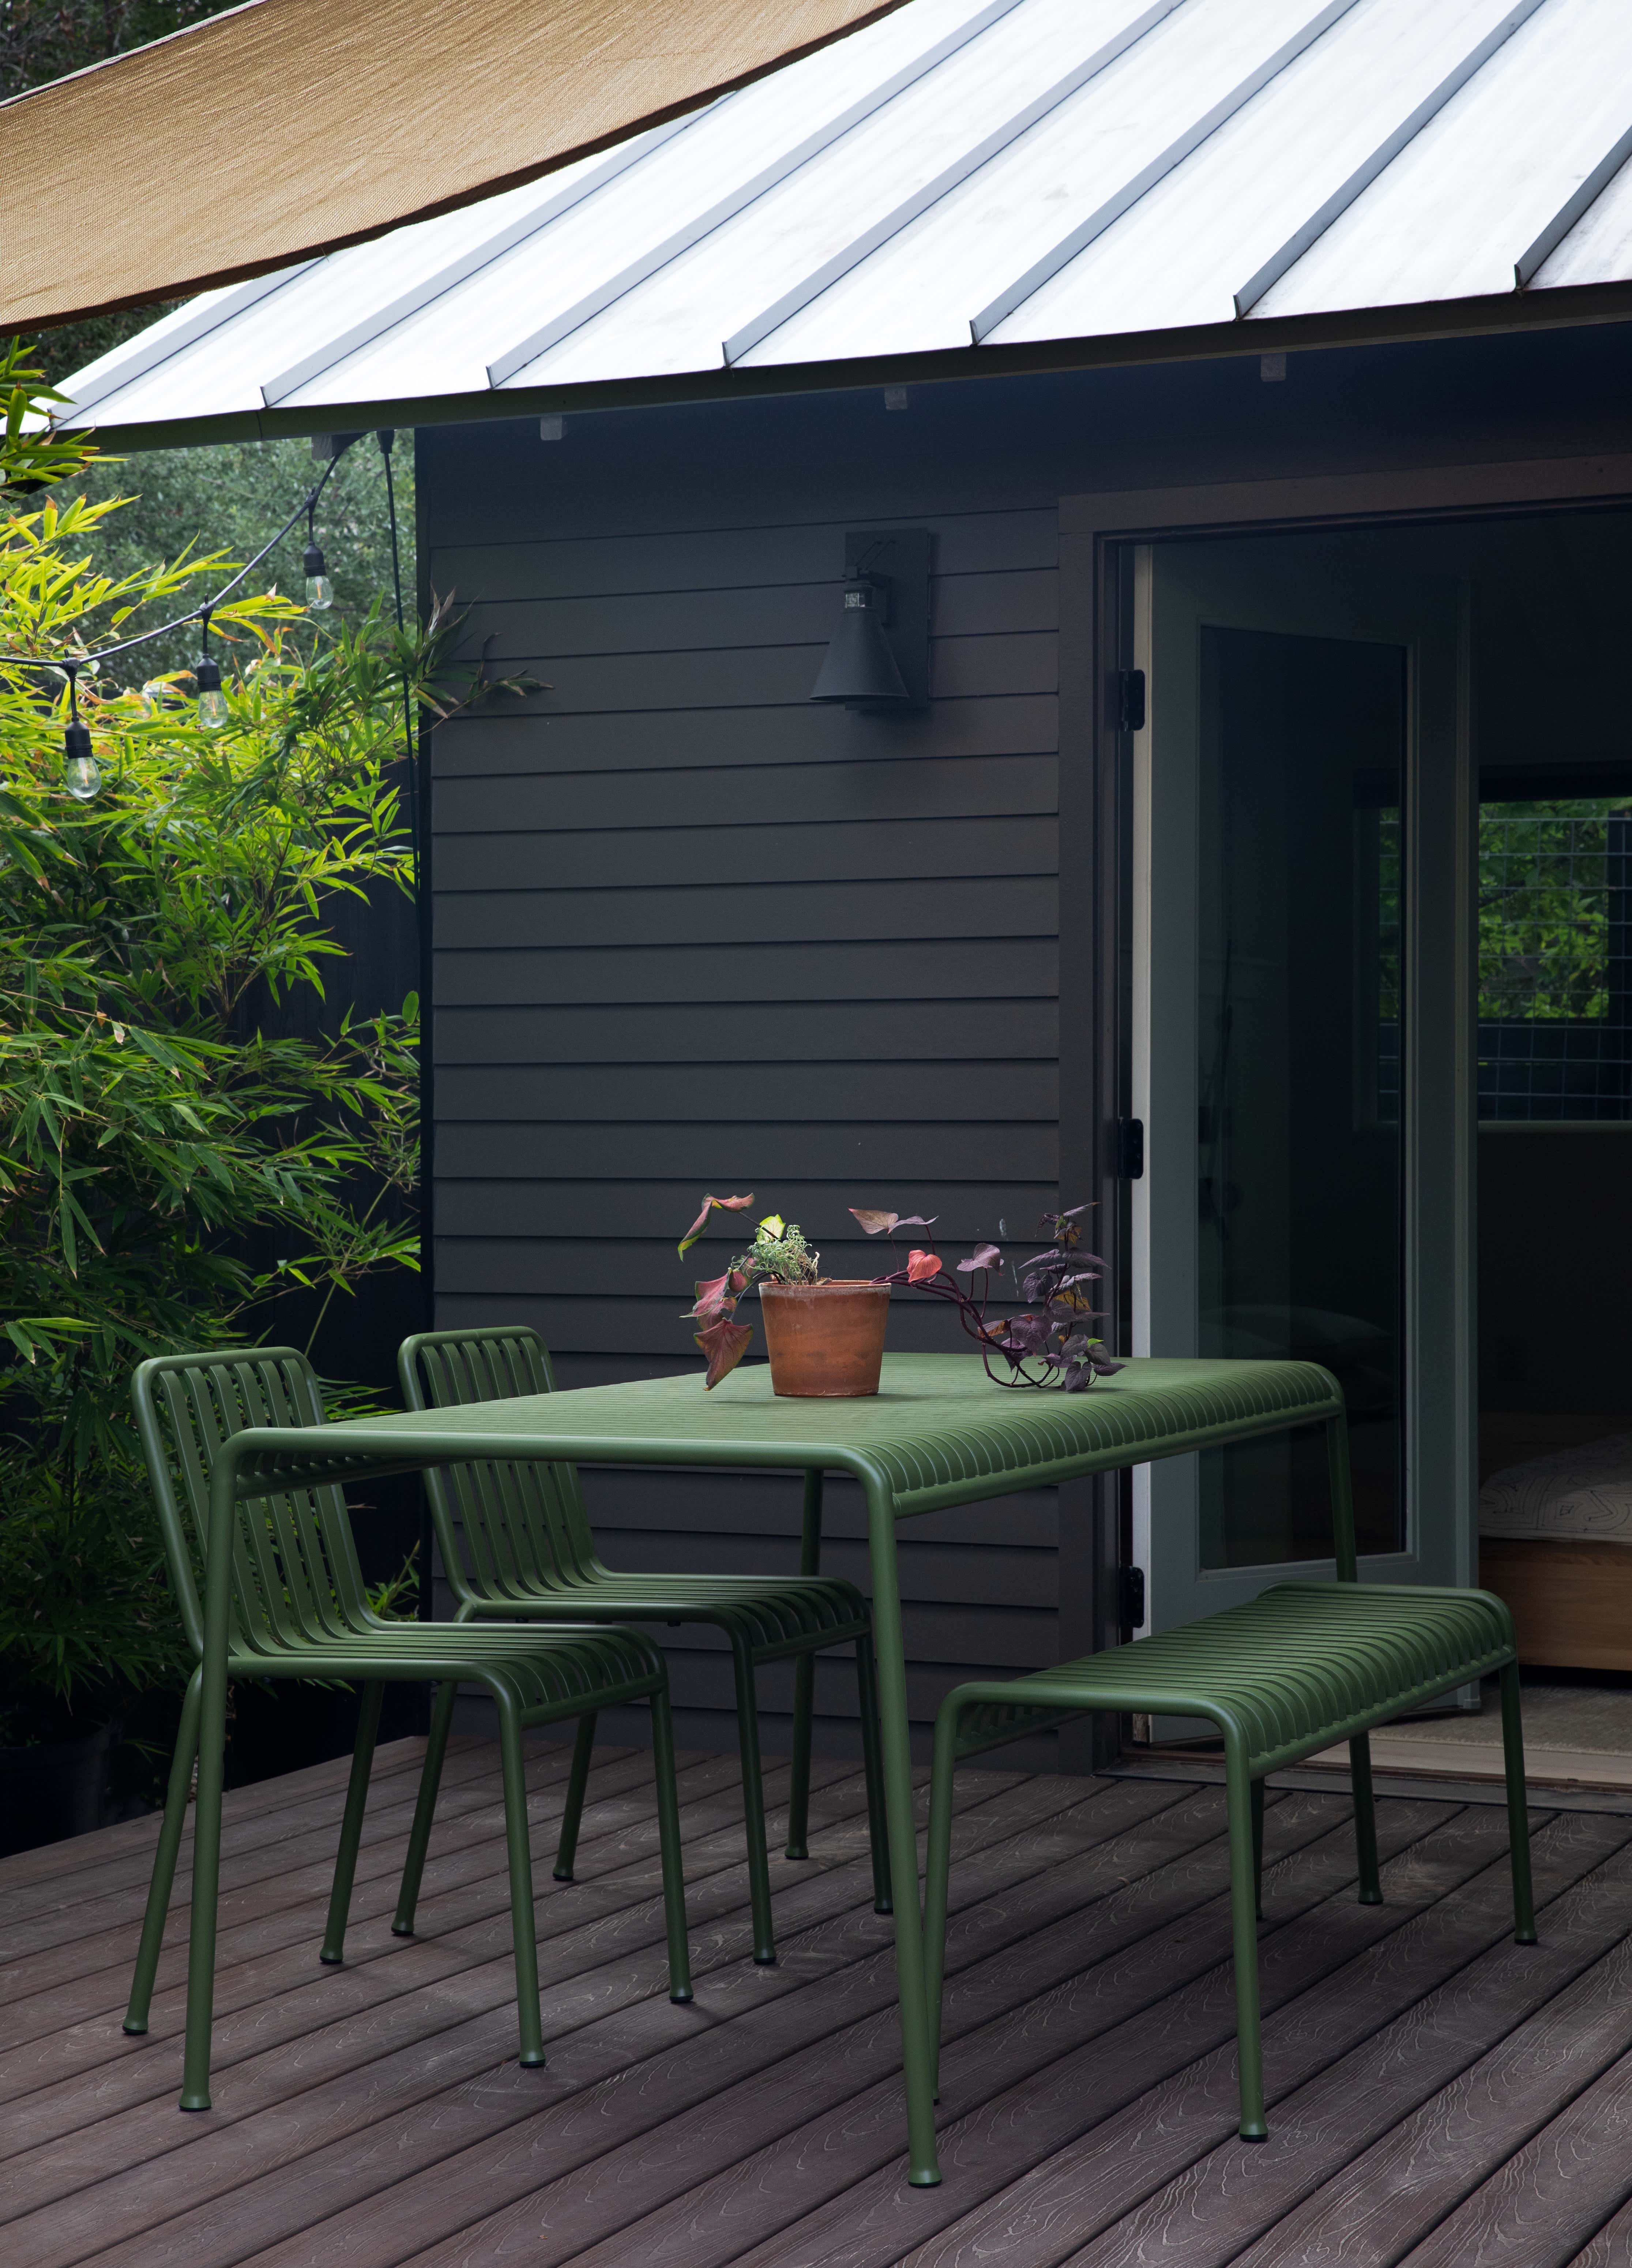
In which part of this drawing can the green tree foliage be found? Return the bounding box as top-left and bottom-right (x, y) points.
(0, 342), (426, 1738)
(1478, 800), (1631, 1024)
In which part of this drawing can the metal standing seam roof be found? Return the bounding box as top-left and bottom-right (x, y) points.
(60, 0), (1632, 436)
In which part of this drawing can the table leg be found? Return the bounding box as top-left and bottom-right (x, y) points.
(181, 1451), (237, 2110)
(864, 1475), (940, 2187)
(786, 1469), (823, 1861)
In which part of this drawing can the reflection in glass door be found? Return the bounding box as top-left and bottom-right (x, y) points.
(1194, 628), (1405, 1570)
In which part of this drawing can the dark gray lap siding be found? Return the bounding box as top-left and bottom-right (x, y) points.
(423, 418), (1063, 1765)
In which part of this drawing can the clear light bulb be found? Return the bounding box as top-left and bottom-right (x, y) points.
(302, 540), (333, 611)
(63, 751), (102, 800)
(194, 655), (228, 729)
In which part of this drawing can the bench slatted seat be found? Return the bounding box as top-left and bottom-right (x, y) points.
(126, 1348), (693, 2113)
(924, 1420), (1536, 2144)
(397, 1325), (891, 1964)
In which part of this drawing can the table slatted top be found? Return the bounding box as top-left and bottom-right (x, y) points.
(227, 1354), (1343, 1519)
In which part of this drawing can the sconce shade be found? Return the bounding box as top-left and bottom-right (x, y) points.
(810, 578), (911, 708)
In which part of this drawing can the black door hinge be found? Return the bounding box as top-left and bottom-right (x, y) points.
(1118, 668), (1146, 733)
(1118, 1564), (1146, 1631)
(1115, 1116), (1144, 1179)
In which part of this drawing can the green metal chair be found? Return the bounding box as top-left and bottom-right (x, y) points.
(124, 1347), (693, 2111)
(924, 1428), (1537, 2144)
(396, 1325), (892, 1964)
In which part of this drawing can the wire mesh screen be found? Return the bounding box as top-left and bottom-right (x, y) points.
(1478, 800), (1632, 1121)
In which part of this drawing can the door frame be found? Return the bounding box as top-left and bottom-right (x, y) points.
(1056, 450), (1632, 1761)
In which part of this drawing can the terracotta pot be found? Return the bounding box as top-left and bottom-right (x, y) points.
(758, 1280), (890, 1397)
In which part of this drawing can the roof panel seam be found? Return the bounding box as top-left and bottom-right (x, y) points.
(969, 0), (1364, 345)
(259, 110), (718, 408)
(1233, 0), (1550, 319)
(485, 0), (1030, 389)
(64, 262), (323, 421)
(722, 0), (1185, 366)
(1517, 115), (1632, 289)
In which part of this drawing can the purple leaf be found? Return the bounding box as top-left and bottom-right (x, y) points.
(678, 1192), (755, 1259)
(849, 1209), (900, 1235)
(695, 1316), (755, 1389)
(955, 1243), (1003, 1274)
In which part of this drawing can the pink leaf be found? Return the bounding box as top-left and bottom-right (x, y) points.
(906, 1249), (943, 1283)
(849, 1209), (899, 1235)
(695, 1316), (754, 1389)
(687, 1271), (734, 1322)
(678, 1192), (755, 1259)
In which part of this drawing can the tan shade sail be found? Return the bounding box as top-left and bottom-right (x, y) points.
(1, 0), (906, 333)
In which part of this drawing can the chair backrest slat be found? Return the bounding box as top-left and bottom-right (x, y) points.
(399, 1327), (601, 1601)
(133, 1347), (369, 1662)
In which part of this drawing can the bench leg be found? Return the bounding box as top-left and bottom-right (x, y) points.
(730, 1634), (777, 1965)
(1499, 1662), (1537, 1944)
(1350, 1733), (1382, 1905)
(1225, 1742), (1267, 2142)
(496, 1689), (546, 2066)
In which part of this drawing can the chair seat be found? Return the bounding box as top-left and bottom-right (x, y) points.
(464, 1570), (872, 1658)
(953, 1580), (1516, 1775)
(227, 1619), (666, 1721)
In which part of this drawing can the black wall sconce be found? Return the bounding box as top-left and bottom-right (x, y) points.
(809, 528), (932, 711)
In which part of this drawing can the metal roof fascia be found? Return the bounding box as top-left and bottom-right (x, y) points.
(1516, 118), (1632, 288)
(1232, 0), (1549, 319)
(61, 262), (323, 421)
(484, 0), (1027, 390)
(259, 111), (716, 407)
(968, 0), (1361, 346)
(722, 0), (1183, 367)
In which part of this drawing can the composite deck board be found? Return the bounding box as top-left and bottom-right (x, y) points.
(7, 1756), (1632, 2268)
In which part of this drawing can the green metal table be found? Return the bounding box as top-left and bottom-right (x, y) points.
(197, 1349), (1344, 2185)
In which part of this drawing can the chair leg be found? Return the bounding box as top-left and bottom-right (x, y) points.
(854, 1628), (894, 1917)
(1225, 1739), (1268, 2142)
(786, 1651), (815, 1861)
(321, 1681), (384, 1964)
(1350, 1733), (1382, 1905)
(923, 1698), (962, 2101)
(125, 1669), (203, 2036)
(1250, 1776), (1265, 1922)
(730, 1634), (777, 1965)
(1500, 1662), (1538, 1943)
(648, 1685), (693, 2003)
(496, 1690), (546, 2066)
(394, 1678), (456, 1937)
(553, 1711), (597, 1882)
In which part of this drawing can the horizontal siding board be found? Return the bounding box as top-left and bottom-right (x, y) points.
(420, 1293), (1061, 1358)
(433, 1179), (1060, 1240)
(452, 632), (1056, 716)
(435, 1061), (1058, 1122)
(435, 754), (1058, 835)
(435, 1230), (1052, 1292)
(435, 876), (1058, 951)
(449, 569), (1057, 662)
(434, 815), (1058, 895)
(432, 695), (1057, 778)
(433, 1001), (1058, 1066)
(433, 1122), (1059, 1178)
(428, 509), (1058, 599)
(572, 1468), (1059, 1550)
(433, 939), (1059, 1005)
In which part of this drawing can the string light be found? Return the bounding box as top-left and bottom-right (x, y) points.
(60, 665), (102, 800)
(193, 613), (227, 730)
(302, 496), (334, 611)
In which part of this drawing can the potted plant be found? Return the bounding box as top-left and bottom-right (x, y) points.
(677, 1195), (1124, 1396)
(678, 1197), (891, 1396)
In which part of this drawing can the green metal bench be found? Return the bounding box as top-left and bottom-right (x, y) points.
(396, 1324), (891, 1964)
(125, 1347), (693, 2111)
(923, 1419), (1537, 2144)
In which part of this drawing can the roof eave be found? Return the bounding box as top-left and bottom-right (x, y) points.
(79, 276), (1632, 453)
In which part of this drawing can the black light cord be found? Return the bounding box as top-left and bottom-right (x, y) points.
(377, 428), (420, 899)
(0, 451), (343, 677)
